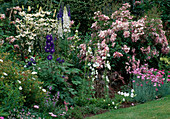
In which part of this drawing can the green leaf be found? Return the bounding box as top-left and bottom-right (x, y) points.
(72, 80), (81, 85)
(63, 62), (74, 66)
(0, 23), (3, 26)
(67, 68), (81, 74)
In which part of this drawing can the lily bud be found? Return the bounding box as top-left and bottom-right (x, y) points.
(53, 9), (56, 18)
(28, 6), (31, 12)
(22, 5), (24, 10)
(39, 7), (42, 12)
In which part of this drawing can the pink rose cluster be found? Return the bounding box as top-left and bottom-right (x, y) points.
(130, 64), (167, 91)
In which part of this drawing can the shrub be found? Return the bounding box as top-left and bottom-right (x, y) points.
(0, 52), (46, 109)
(0, 82), (25, 111)
(76, 3), (169, 98)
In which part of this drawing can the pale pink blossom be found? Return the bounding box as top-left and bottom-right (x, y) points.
(34, 105), (39, 109)
(113, 52), (123, 58)
(122, 45), (130, 53)
(123, 31), (130, 38)
(14, 44), (19, 49)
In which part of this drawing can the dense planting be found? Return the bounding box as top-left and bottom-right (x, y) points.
(0, 1), (169, 119)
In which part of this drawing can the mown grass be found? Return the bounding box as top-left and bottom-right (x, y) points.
(86, 95), (170, 119)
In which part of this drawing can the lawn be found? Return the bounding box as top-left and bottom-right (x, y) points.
(87, 95), (170, 119)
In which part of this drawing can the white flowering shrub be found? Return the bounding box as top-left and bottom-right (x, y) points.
(14, 8), (58, 56)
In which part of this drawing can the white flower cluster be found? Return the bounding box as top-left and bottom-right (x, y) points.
(105, 60), (111, 70)
(103, 75), (109, 88)
(15, 9), (58, 52)
(38, 86), (47, 92)
(93, 62), (100, 68)
(63, 6), (71, 33)
(69, 30), (80, 51)
(57, 18), (63, 38)
(102, 75), (109, 83)
(89, 63), (98, 82)
(118, 89), (136, 98)
(86, 47), (93, 56)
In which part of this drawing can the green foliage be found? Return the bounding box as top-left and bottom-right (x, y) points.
(132, 79), (156, 103)
(73, 96), (122, 110)
(158, 56), (170, 71)
(37, 57), (82, 103)
(0, 52), (46, 109)
(0, 17), (17, 54)
(132, 76), (170, 103)
(62, 0), (122, 34)
(0, 82), (25, 111)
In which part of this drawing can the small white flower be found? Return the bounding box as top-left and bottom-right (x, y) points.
(131, 89), (134, 93)
(107, 54), (110, 57)
(108, 104), (110, 106)
(112, 102), (115, 105)
(106, 63), (111, 70)
(39, 86), (42, 89)
(125, 93), (129, 97)
(120, 92), (124, 95)
(95, 70), (98, 75)
(91, 71), (95, 75)
(31, 72), (37, 74)
(42, 89), (46, 92)
(17, 80), (21, 84)
(88, 63), (91, 66)
(131, 93), (134, 98)
(115, 106), (117, 109)
(122, 98), (125, 102)
(19, 86), (22, 90)
(3, 72), (8, 76)
(28, 47), (31, 52)
(124, 93), (129, 97)
(106, 85), (109, 88)
(106, 76), (109, 82)
(102, 57), (106, 60)
(123, 92), (127, 97)
(0, 59), (3, 62)
(32, 77), (36, 80)
(118, 91), (121, 94)
(93, 62), (99, 68)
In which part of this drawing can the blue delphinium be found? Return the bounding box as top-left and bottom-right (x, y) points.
(57, 5), (63, 23)
(47, 55), (53, 60)
(27, 57), (36, 67)
(45, 35), (55, 60)
(56, 57), (61, 61)
(67, 5), (71, 20)
(28, 61), (32, 66)
(56, 57), (64, 64)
